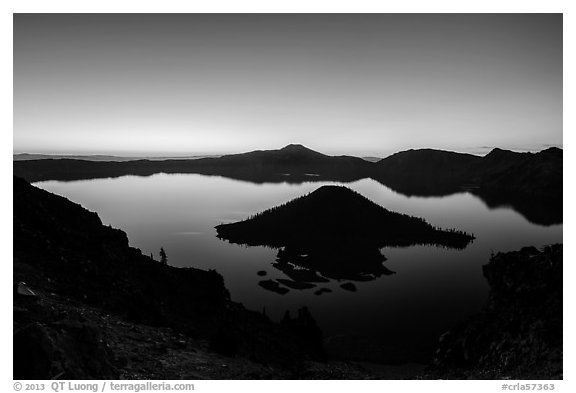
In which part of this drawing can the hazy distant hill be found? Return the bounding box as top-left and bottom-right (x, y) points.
(14, 153), (137, 161)
(375, 148), (481, 175)
(13, 153), (217, 161)
(372, 149), (482, 196)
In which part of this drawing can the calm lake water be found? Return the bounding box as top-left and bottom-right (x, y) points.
(35, 173), (562, 359)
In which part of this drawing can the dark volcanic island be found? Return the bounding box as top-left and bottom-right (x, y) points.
(216, 186), (474, 287)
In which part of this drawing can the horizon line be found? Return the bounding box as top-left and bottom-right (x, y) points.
(12, 143), (563, 161)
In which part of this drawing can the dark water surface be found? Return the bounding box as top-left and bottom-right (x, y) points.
(35, 174), (562, 360)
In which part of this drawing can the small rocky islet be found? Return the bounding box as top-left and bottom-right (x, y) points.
(217, 185), (474, 292)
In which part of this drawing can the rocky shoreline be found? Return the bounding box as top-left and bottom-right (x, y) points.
(428, 245), (562, 379)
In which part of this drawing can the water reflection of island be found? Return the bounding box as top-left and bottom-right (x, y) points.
(216, 186), (475, 294)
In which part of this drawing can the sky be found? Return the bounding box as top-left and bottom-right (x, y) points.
(13, 14), (562, 157)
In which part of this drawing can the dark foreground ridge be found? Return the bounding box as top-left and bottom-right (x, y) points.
(14, 176), (378, 379)
(428, 245), (562, 379)
(216, 186), (474, 285)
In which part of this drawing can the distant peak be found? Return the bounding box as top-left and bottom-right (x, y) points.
(280, 144), (311, 151)
(281, 143), (302, 148)
(278, 144), (325, 156)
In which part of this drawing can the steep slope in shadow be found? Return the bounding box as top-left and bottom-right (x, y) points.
(216, 186), (474, 284)
(13, 176), (326, 379)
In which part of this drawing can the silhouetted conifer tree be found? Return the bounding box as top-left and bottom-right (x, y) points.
(159, 247), (168, 265)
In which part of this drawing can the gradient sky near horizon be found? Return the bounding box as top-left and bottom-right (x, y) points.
(14, 14), (562, 157)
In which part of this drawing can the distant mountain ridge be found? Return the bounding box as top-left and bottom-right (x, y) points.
(470, 147), (562, 199)
(13, 143), (373, 184)
(372, 149), (482, 196)
(13, 144), (562, 225)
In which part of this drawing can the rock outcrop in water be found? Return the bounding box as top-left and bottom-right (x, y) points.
(429, 245), (562, 379)
(216, 186), (474, 284)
